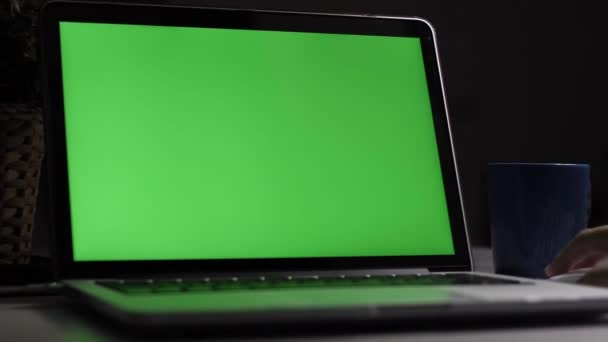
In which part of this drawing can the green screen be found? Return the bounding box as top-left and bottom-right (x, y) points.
(59, 21), (455, 261)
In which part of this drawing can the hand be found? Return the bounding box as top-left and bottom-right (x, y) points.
(545, 225), (608, 287)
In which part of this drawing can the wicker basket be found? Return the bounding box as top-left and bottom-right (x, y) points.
(0, 104), (44, 264)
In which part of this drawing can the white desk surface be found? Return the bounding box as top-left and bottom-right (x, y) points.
(2, 247), (608, 341)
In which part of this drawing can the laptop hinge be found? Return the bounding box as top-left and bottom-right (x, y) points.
(380, 268), (429, 275)
(286, 268), (433, 277)
(335, 268), (430, 276)
(428, 266), (471, 272)
(85, 268), (432, 280)
(257, 268), (432, 278)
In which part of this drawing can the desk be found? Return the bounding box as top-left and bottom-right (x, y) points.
(2, 248), (608, 341)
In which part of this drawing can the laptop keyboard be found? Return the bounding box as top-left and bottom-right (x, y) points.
(97, 273), (524, 295)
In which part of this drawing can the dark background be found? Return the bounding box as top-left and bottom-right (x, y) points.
(32, 0), (608, 256)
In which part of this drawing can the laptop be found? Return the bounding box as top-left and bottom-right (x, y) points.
(39, 0), (608, 328)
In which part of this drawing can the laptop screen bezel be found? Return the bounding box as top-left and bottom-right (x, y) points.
(40, 1), (472, 278)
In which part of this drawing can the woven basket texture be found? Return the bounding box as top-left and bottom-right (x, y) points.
(0, 104), (44, 264)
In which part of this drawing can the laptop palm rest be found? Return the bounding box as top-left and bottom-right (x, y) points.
(67, 280), (470, 314)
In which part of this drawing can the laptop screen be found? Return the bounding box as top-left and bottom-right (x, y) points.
(59, 21), (455, 261)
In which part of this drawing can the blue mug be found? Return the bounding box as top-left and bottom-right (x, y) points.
(487, 163), (591, 278)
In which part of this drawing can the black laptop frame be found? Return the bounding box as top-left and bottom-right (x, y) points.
(40, 0), (472, 279)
